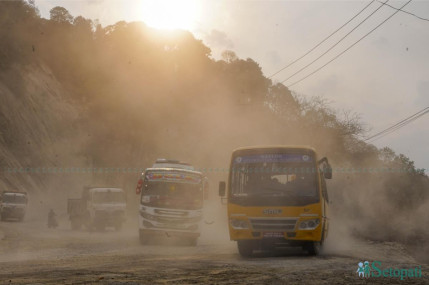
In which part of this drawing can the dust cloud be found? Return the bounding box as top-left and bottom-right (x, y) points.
(0, 3), (427, 267)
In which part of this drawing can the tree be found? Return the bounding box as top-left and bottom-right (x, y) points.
(49, 6), (73, 24)
(73, 16), (93, 40)
(73, 16), (92, 30)
(221, 50), (237, 63)
(266, 83), (299, 121)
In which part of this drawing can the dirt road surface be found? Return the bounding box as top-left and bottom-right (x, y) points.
(0, 216), (427, 285)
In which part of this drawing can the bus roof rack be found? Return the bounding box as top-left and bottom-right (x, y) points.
(155, 159), (191, 166)
(152, 159), (194, 170)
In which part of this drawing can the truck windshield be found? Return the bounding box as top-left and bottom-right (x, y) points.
(2, 194), (26, 204)
(230, 153), (319, 206)
(141, 181), (203, 210)
(92, 191), (125, 204)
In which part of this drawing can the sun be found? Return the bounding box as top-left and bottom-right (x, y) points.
(139, 0), (199, 30)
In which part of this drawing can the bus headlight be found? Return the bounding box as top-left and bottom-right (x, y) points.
(230, 219), (249, 230)
(140, 211), (155, 220)
(299, 219), (320, 230)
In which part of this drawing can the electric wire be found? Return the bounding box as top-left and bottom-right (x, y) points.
(365, 107), (429, 141)
(267, 0), (376, 79)
(366, 107), (429, 143)
(286, 0), (413, 88)
(280, 0), (389, 84)
(376, 0), (429, 22)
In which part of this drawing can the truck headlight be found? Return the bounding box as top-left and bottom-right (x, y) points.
(230, 219), (249, 230)
(298, 219), (320, 230)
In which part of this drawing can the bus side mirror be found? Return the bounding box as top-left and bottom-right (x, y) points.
(324, 166), (332, 179)
(318, 157), (333, 179)
(219, 181), (226, 197)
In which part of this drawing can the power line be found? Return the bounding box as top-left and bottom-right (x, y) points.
(366, 107), (429, 143)
(365, 107), (428, 141)
(267, 0), (376, 79)
(367, 109), (429, 143)
(280, 0), (389, 84)
(287, 0), (413, 88)
(376, 0), (429, 22)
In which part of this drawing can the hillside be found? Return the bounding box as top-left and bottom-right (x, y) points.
(0, 61), (82, 195)
(0, 0), (428, 252)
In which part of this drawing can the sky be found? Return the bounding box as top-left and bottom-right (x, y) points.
(35, 0), (429, 171)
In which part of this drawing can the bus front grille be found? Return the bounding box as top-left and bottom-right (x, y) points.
(249, 218), (297, 231)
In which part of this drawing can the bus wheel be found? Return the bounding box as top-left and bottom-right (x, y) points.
(306, 241), (322, 256)
(237, 240), (254, 258)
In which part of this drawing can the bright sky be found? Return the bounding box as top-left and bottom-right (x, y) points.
(35, 0), (429, 171)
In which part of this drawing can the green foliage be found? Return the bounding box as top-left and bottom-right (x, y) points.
(0, 0), (40, 67)
(49, 6), (74, 24)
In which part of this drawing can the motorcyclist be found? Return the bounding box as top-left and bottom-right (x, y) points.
(48, 209), (58, 229)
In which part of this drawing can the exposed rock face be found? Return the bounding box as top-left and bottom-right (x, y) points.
(0, 62), (80, 195)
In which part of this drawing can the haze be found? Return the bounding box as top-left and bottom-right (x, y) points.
(35, 0), (429, 171)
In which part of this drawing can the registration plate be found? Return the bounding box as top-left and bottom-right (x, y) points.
(263, 232), (284, 238)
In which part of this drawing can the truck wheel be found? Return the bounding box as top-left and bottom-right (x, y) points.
(305, 241), (322, 256)
(237, 240), (254, 258)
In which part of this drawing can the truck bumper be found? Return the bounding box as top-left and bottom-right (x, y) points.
(94, 210), (125, 225)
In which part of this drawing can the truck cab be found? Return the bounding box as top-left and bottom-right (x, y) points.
(136, 159), (208, 246)
(68, 187), (127, 231)
(0, 191), (28, 222)
(219, 146), (332, 257)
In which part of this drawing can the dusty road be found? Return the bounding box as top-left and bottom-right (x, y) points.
(0, 216), (428, 285)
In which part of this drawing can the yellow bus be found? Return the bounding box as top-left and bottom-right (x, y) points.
(219, 146), (332, 257)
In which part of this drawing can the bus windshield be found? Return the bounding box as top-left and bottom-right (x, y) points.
(2, 194), (27, 204)
(141, 171), (203, 210)
(230, 153), (319, 206)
